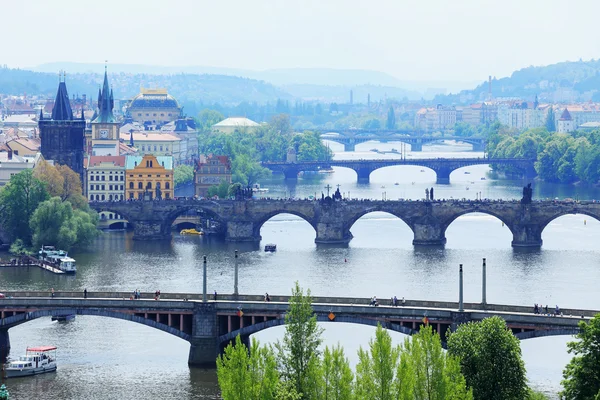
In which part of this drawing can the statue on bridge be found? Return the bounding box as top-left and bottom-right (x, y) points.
(430, 187), (434, 201)
(234, 185), (253, 201)
(521, 183), (533, 204)
(425, 188), (429, 201)
(155, 185), (162, 200)
(333, 188), (343, 201)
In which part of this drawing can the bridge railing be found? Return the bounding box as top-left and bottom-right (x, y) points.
(0, 291), (596, 318)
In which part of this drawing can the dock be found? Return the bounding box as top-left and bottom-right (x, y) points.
(0, 257), (65, 274)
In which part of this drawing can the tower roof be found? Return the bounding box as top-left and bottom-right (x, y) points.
(51, 81), (74, 121)
(92, 67), (116, 124)
(560, 108), (572, 121)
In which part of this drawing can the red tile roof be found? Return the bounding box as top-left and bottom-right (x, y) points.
(87, 155), (126, 167)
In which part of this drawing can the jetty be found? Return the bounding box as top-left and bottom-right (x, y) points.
(0, 256), (65, 275)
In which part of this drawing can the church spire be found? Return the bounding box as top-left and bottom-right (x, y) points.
(92, 65), (116, 124)
(51, 73), (74, 121)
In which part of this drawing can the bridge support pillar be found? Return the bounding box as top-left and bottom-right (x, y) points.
(282, 168), (299, 180)
(511, 224), (543, 248)
(189, 303), (218, 367)
(315, 222), (353, 244)
(355, 168), (373, 183)
(450, 312), (471, 332)
(225, 221), (260, 242)
(434, 168), (451, 184)
(0, 329), (9, 362)
(411, 140), (423, 152)
(412, 222), (446, 246)
(132, 221), (171, 240)
(344, 142), (356, 152)
(472, 142), (486, 152)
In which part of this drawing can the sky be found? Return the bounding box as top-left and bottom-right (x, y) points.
(5, 0), (600, 83)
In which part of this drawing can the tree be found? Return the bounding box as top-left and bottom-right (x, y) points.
(232, 154), (271, 187)
(33, 159), (63, 198)
(29, 197), (99, 251)
(403, 325), (472, 400)
(546, 107), (556, 132)
(217, 335), (279, 400)
(561, 314), (600, 399)
(0, 169), (49, 244)
(207, 180), (232, 199)
(271, 114), (293, 135)
(198, 109), (225, 132)
(386, 106), (396, 130)
(316, 345), (354, 400)
(55, 164), (87, 209)
(174, 164), (195, 187)
(275, 282), (324, 397)
(447, 316), (527, 400)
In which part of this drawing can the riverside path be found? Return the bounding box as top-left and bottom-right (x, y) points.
(0, 291), (592, 367)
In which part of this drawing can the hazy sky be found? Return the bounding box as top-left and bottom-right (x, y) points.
(6, 0), (600, 82)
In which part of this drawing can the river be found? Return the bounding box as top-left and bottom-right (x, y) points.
(1, 141), (599, 399)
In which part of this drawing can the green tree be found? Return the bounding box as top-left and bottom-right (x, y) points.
(447, 316), (527, 400)
(275, 282), (324, 397)
(232, 154), (271, 186)
(317, 345), (354, 400)
(198, 109), (225, 132)
(561, 314), (600, 400)
(403, 325), (472, 400)
(207, 180), (232, 199)
(386, 106), (396, 130)
(174, 164), (195, 187)
(271, 114), (293, 135)
(29, 197), (98, 251)
(217, 335), (279, 400)
(0, 169), (49, 244)
(546, 107), (556, 132)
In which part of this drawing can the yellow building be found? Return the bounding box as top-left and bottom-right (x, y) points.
(125, 155), (174, 200)
(127, 88), (181, 124)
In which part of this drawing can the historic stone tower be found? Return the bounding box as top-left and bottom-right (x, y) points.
(90, 67), (120, 156)
(39, 76), (86, 179)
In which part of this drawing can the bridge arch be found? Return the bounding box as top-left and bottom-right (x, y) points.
(89, 203), (135, 224)
(218, 315), (417, 345)
(345, 209), (414, 235)
(0, 308), (192, 342)
(441, 208), (515, 236)
(539, 209), (600, 236)
(514, 327), (579, 340)
(253, 210), (317, 239)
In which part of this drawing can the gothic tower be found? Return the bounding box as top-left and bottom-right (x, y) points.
(39, 75), (86, 179)
(91, 67), (120, 156)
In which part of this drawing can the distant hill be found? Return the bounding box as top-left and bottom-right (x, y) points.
(0, 67), (292, 114)
(435, 59), (600, 104)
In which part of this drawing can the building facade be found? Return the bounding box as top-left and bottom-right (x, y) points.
(125, 155), (174, 200)
(126, 88), (181, 124)
(194, 155), (231, 197)
(38, 79), (86, 179)
(119, 131), (185, 164)
(86, 156), (126, 201)
(212, 117), (260, 134)
(557, 108), (575, 133)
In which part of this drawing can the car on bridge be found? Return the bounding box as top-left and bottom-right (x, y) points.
(0, 293), (5, 299)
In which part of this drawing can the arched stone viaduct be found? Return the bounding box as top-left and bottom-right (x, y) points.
(0, 292), (592, 367)
(89, 199), (600, 248)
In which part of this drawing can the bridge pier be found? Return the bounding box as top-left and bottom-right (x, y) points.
(226, 221), (261, 242)
(511, 224), (543, 248)
(282, 168), (299, 180)
(433, 168), (451, 184)
(411, 140), (423, 152)
(132, 221), (171, 240)
(0, 328), (9, 362)
(189, 303), (218, 367)
(344, 142), (356, 152)
(354, 168), (373, 183)
(412, 222), (446, 246)
(315, 222), (353, 244)
(472, 142), (486, 152)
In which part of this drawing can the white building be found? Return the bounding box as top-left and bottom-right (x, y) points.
(557, 109), (575, 133)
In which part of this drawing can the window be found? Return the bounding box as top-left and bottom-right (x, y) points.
(160, 145), (163, 151)
(89, 195), (93, 200)
(165, 192), (170, 199)
(129, 182), (134, 189)
(138, 174), (142, 177)
(120, 176), (123, 181)
(146, 182), (152, 189)
(138, 182), (143, 189)
(153, 113), (157, 116)
(120, 194), (124, 201)
(102, 185), (105, 190)
(160, 113), (164, 116)
(109, 176), (113, 181)
(165, 182), (170, 189)
(109, 195), (113, 201)
(90, 175), (94, 181)
(134, 162), (137, 167)
(166, 174), (170, 178)
(168, 113), (172, 116)
(154, 146), (157, 151)
(146, 113), (149, 116)
(109, 185), (113, 190)
(120, 185), (123, 190)
(148, 174), (151, 177)
(157, 174), (160, 177)
(101, 175), (105, 181)
(101, 194), (105, 201)
(138, 113), (142, 116)
(156, 182), (161, 189)
(142, 146), (145, 151)
(129, 192), (134, 199)
(130, 174), (133, 177)
(166, 146), (169, 151)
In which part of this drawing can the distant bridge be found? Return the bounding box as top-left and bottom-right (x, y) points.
(0, 291), (590, 367)
(314, 129), (486, 152)
(263, 157), (535, 183)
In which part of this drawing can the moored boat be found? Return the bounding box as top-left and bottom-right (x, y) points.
(38, 246), (76, 274)
(4, 346), (57, 378)
(264, 244), (277, 252)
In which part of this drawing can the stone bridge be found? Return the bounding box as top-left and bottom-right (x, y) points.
(263, 157), (534, 183)
(0, 292), (591, 367)
(89, 198), (599, 247)
(316, 129), (486, 152)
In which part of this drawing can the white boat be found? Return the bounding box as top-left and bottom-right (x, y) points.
(4, 346), (57, 378)
(252, 184), (269, 193)
(38, 246), (76, 274)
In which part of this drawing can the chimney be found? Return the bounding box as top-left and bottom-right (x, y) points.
(7, 149), (12, 160)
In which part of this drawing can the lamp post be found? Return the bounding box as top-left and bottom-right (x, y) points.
(482, 258), (487, 307)
(234, 250), (239, 297)
(202, 255), (207, 303)
(458, 264), (464, 312)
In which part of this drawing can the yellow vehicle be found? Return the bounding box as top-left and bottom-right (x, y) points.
(180, 228), (203, 235)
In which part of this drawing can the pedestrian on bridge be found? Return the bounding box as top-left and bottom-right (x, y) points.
(84, 288), (87, 299)
(214, 290), (217, 301)
(51, 288), (54, 298)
